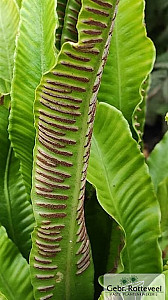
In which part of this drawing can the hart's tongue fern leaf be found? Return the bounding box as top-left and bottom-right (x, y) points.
(30, 0), (119, 299)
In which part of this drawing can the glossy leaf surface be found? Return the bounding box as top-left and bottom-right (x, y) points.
(0, 226), (33, 300)
(0, 0), (19, 94)
(9, 0), (58, 194)
(98, 0), (155, 126)
(87, 102), (162, 273)
(30, 0), (119, 299)
(0, 105), (34, 260)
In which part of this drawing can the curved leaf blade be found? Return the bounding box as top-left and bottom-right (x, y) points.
(9, 0), (58, 194)
(87, 102), (162, 273)
(147, 131), (168, 191)
(30, 1), (119, 299)
(0, 105), (34, 260)
(0, 226), (33, 300)
(98, 0), (155, 127)
(132, 77), (150, 144)
(0, 0), (19, 94)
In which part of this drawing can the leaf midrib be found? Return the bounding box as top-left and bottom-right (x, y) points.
(65, 106), (91, 299)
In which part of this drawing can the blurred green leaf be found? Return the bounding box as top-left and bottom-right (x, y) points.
(147, 131), (168, 190)
(0, 0), (19, 94)
(0, 104), (34, 260)
(0, 226), (33, 300)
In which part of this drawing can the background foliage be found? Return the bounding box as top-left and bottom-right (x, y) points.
(0, 0), (168, 299)
(144, 0), (168, 152)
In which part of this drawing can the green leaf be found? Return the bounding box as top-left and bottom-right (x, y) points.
(55, 0), (68, 50)
(158, 178), (168, 238)
(147, 131), (168, 191)
(15, 0), (22, 9)
(0, 105), (34, 260)
(61, 0), (81, 45)
(0, 94), (10, 110)
(0, 0), (19, 94)
(29, 1), (119, 299)
(0, 79), (10, 96)
(166, 112), (168, 124)
(0, 291), (8, 300)
(134, 100), (146, 142)
(85, 183), (123, 298)
(9, 0), (58, 195)
(132, 77), (150, 144)
(0, 226), (33, 300)
(87, 102), (162, 273)
(157, 178), (168, 262)
(163, 269), (168, 300)
(98, 0), (155, 126)
(98, 291), (105, 300)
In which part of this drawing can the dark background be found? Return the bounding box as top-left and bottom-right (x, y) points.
(144, 0), (168, 153)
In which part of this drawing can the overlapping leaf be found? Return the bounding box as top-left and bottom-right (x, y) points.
(0, 226), (33, 300)
(0, 0), (19, 94)
(87, 102), (162, 273)
(30, 0), (119, 299)
(132, 77), (150, 144)
(147, 131), (168, 190)
(9, 0), (58, 194)
(98, 0), (155, 127)
(61, 0), (81, 45)
(85, 183), (122, 298)
(55, 0), (68, 49)
(0, 105), (34, 260)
